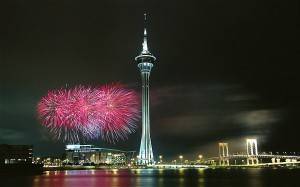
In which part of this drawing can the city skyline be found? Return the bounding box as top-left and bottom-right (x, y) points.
(0, 0), (299, 159)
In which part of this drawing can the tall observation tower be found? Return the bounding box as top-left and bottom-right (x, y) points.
(135, 14), (156, 165)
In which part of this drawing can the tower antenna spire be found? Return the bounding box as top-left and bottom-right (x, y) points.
(144, 12), (147, 32)
(142, 13), (149, 54)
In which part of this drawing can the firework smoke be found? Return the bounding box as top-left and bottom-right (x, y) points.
(37, 83), (140, 143)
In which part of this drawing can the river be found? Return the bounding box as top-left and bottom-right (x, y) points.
(1, 168), (299, 187)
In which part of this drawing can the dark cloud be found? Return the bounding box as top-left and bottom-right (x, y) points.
(0, 128), (25, 142)
(150, 84), (282, 158)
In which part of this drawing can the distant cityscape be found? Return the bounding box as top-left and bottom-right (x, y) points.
(1, 138), (299, 171)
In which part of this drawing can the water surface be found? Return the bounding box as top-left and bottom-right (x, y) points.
(1, 168), (299, 187)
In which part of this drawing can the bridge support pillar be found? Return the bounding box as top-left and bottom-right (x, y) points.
(247, 157), (259, 165)
(246, 139), (259, 165)
(271, 158), (276, 163)
(219, 143), (229, 166)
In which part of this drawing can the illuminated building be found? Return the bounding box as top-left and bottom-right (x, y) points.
(65, 144), (135, 165)
(135, 14), (156, 165)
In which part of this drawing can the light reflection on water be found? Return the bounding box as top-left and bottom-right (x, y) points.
(2, 168), (299, 187)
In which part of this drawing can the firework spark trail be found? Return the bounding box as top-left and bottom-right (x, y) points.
(37, 83), (140, 143)
(95, 84), (140, 142)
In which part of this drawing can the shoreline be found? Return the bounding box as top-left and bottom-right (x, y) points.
(42, 165), (300, 171)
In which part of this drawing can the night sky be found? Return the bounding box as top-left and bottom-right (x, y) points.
(0, 0), (299, 159)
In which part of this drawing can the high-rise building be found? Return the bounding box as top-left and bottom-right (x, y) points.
(135, 14), (156, 165)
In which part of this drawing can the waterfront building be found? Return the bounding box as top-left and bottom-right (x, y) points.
(0, 144), (33, 164)
(65, 144), (135, 165)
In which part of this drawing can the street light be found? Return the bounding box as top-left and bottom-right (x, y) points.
(198, 154), (203, 164)
(159, 155), (163, 163)
(179, 155), (183, 165)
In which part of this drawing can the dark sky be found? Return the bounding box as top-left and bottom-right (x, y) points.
(0, 0), (299, 159)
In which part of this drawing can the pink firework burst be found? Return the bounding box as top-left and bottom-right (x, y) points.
(37, 83), (140, 143)
(95, 83), (140, 142)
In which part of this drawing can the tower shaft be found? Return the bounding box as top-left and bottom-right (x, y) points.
(138, 68), (154, 165)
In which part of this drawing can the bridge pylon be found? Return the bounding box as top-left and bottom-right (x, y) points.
(246, 139), (259, 165)
(219, 142), (229, 166)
